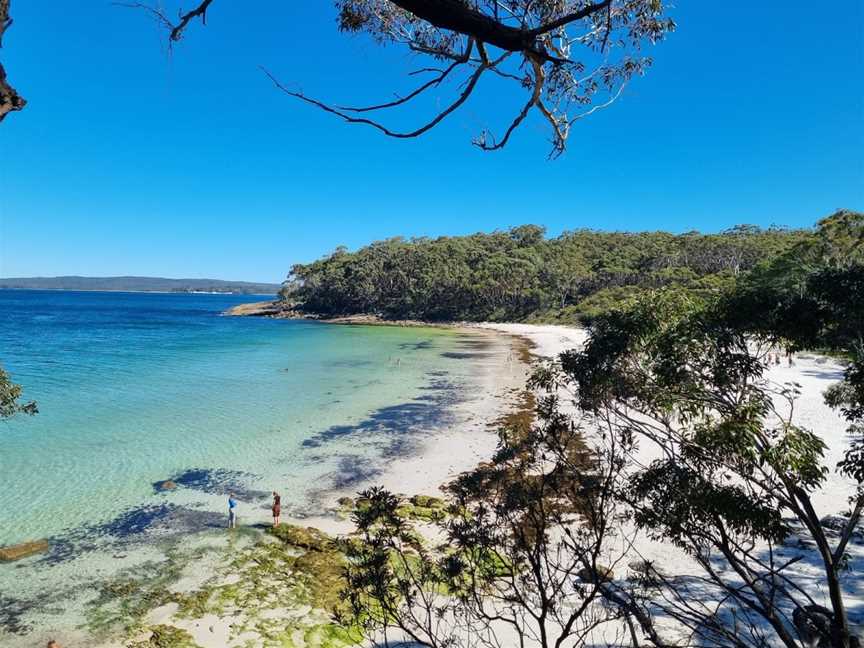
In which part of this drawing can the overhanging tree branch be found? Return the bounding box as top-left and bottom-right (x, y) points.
(121, 0), (674, 155)
(261, 60), (489, 139)
(0, 0), (26, 122)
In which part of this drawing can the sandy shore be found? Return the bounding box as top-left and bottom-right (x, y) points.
(290, 327), (533, 536)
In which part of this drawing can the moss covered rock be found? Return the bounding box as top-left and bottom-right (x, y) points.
(303, 622), (364, 648)
(410, 495), (445, 509)
(128, 624), (200, 648)
(410, 506), (446, 522)
(268, 524), (333, 552)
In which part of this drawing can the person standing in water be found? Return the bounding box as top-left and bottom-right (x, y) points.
(228, 493), (238, 529)
(271, 491), (281, 527)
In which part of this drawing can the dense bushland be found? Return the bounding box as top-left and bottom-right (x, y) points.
(279, 218), (834, 322)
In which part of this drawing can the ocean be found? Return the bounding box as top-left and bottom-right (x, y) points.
(0, 290), (501, 644)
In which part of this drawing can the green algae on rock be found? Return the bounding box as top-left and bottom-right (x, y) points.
(88, 520), (427, 647)
(127, 624), (200, 648)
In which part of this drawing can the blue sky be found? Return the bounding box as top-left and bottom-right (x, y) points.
(1, 1), (862, 283)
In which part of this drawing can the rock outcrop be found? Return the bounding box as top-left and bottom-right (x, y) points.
(0, 539), (49, 562)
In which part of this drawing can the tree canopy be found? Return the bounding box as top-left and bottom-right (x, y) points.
(281, 220), (814, 322)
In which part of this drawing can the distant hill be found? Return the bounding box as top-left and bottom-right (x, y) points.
(0, 276), (281, 295)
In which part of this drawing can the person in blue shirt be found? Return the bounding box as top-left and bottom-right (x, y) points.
(228, 493), (238, 529)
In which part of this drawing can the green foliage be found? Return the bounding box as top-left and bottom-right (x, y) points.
(630, 463), (790, 548)
(745, 209), (864, 297)
(0, 365), (37, 419)
(284, 223), (809, 323)
(561, 231), (864, 646)
(341, 389), (617, 646)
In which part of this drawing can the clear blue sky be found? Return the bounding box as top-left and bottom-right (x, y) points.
(1, 1), (862, 283)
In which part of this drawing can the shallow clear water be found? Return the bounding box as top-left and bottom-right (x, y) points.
(0, 290), (492, 642)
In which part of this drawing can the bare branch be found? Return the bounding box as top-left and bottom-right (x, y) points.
(528, 0), (613, 38)
(168, 0), (214, 41)
(261, 62), (487, 140)
(335, 39), (474, 113)
(116, 0), (214, 44)
(475, 57), (544, 152)
(121, 0), (673, 155)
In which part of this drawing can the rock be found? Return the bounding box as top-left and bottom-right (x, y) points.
(395, 504), (415, 518)
(155, 480), (177, 492)
(0, 539), (49, 562)
(354, 497), (372, 512)
(132, 624), (198, 648)
(628, 559), (665, 577)
(268, 524), (332, 552)
(820, 514), (863, 539)
(577, 564), (614, 583)
(410, 506), (446, 522)
(410, 494), (446, 509)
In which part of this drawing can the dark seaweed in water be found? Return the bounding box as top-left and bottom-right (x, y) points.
(154, 467), (269, 500)
(301, 376), (461, 452)
(33, 504), (228, 566)
(330, 455), (383, 490)
(34, 468), (269, 567)
(0, 594), (33, 635)
(441, 351), (492, 359)
(398, 339), (434, 351)
(454, 338), (493, 350)
(300, 401), (442, 451)
(100, 503), (176, 536)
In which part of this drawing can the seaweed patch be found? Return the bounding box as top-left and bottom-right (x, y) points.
(157, 468), (269, 500)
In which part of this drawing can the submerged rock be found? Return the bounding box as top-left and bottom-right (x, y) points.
(0, 539), (49, 562)
(154, 480), (178, 492)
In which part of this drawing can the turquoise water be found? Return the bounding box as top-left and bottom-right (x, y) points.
(0, 290), (492, 642)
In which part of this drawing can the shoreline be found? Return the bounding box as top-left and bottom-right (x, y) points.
(293, 327), (536, 537)
(223, 300), (528, 329)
